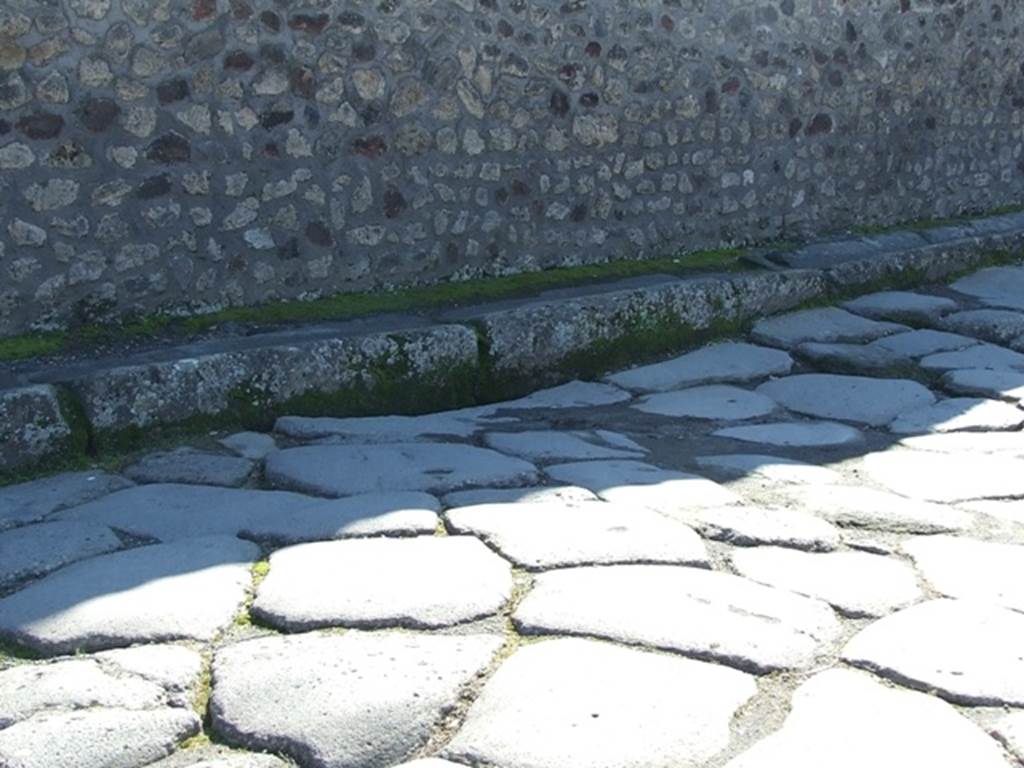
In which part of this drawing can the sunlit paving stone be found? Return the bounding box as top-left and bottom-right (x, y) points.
(209, 632), (502, 768)
(444, 638), (756, 768)
(57, 484), (441, 544)
(444, 501), (708, 569)
(513, 565), (842, 672)
(756, 374), (935, 426)
(842, 291), (960, 323)
(605, 342), (793, 393)
(0, 471), (132, 532)
(0, 536), (258, 655)
(671, 505), (841, 551)
(942, 367), (1024, 401)
(0, 521), (121, 590)
(252, 536), (512, 630)
(920, 342), (1024, 372)
(631, 385), (777, 420)
(867, 328), (979, 358)
(0, 708), (201, 768)
(265, 443), (539, 497)
(842, 599), (1024, 706)
(750, 307), (907, 348)
(694, 454), (842, 485)
(863, 449), (1024, 502)
(950, 265), (1024, 311)
(730, 547), (922, 618)
(148, 753), (290, 768)
(779, 484), (973, 533)
(887, 397), (1024, 434)
(897, 430), (1024, 456)
(92, 645), (204, 708)
(442, 485), (599, 508)
(122, 449), (255, 488)
(713, 421), (864, 447)
(939, 308), (1024, 348)
(723, 669), (1010, 768)
(483, 430), (646, 461)
(545, 460), (741, 510)
(993, 713), (1024, 762)
(902, 535), (1024, 612)
(960, 499), (1024, 525)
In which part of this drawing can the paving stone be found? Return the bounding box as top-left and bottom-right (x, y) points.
(0, 535), (258, 655)
(757, 374), (936, 426)
(992, 712), (1024, 762)
(219, 431), (277, 460)
(483, 430), (646, 462)
(58, 484), (440, 544)
(863, 449), (1024, 502)
(0, 707), (200, 768)
(252, 536), (512, 630)
(545, 460), (740, 511)
(750, 308), (907, 348)
(868, 328), (978, 358)
(0, 521), (121, 589)
(265, 443), (539, 497)
(695, 454), (842, 485)
(0, 471), (132, 531)
(671, 505), (841, 551)
(147, 751), (290, 768)
(940, 308), (1024, 348)
(632, 385), (777, 420)
(950, 265), (1024, 311)
(730, 547), (922, 618)
(942, 368), (1024, 401)
(793, 342), (912, 375)
(888, 397), (1024, 434)
(514, 565), (842, 672)
(897, 430), (1024, 456)
(93, 645), (204, 708)
(210, 631), (502, 768)
(843, 598), (1024, 706)
(724, 669), (1010, 768)
(781, 484), (973, 533)
(445, 638), (756, 768)
(123, 449), (255, 488)
(445, 501), (708, 569)
(842, 291), (960, 323)
(920, 342), (1024, 372)
(442, 485), (599, 508)
(500, 380), (631, 409)
(903, 535), (1024, 612)
(606, 342), (793, 393)
(713, 421), (865, 447)
(960, 499), (1024, 525)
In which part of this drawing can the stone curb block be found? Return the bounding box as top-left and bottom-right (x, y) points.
(0, 385), (73, 470)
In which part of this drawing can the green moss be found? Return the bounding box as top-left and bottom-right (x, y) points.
(0, 332), (65, 362)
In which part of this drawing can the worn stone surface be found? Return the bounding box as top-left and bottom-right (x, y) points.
(632, 385), (777, 421)
(0, 521), (121, 589)
(793, 341), (912, 375)
(515, 565), (842, 672)
(842, 291), (960, 324)
(920, 343), (1024, 372)
(940, 309), (1024, 349)
(757, 374), (935, 427)
(606, 342), (793, 393)
(210, 632), (502, 768)
(123, 449), (255, 488)
(0, 385), (72, 472)
(713, 421), (865, 447)
(751, 308), (907, 348)
(863, 449), (1024, 502)
(888, 397), (1024, 434)
(897, 430), (1024, 457)
(93, 644), (204, 708)
(0, 471), (131, 532)
(446, 638), (756, 768)
(868, 329), (978, 358)
(942, 368), (1024, 402)
(219, 432), (278, 460)
(992, 713), (1024, 762)
(672, 505), (841, 551)
(483, 430), (645, 462)
(951, 266), (1024, 311)
(147, 751), (290, 768)
(442, 485), (599, 508)
(694, 455), (841, 485)
(780, 484), (973, 533)
(903, 535), (1024, 612)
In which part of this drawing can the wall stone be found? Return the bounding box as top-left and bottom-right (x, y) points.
(0, 0), (1022, 335)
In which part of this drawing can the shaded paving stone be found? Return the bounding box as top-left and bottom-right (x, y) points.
(0, 536), (258, 655)
(58, 485), (440, 543)
(514, 565), (842, 672)
(843, 599), (1024, 706)
(842, 291), (960, 324)
(671, 505), (840, 551)
(888, 397), (1024, 434)
(252, 536), (512, 630)
(219, 431), (277, 460)
(444, 501), (708, 569)
(863, 449), (1024, 502)
(445, 638), (756, 768)
(903, 535), (1024, 612)
(723, 669), (1010, 768)
(939, 308), (1024, 349)
(730, 547), (922, 617)
(483, 430), (645, 462)
(606, 342), (793, 393)
(94, 644), (204, 708)
(0, 521), (121, 589)
(0, 708), (200, 768)
(265, 443), (539, 497)
(992, 712), (1024, 762)
(0, 471), (132, 531)
(545, 460), (740, 510)
(123, 449), (255, 488)
(868, 328), (978, 358)
(757, 374), (935, 427)
(780, 484), (973, 533)
(210, 631), (502, 768)
(632, 385), (777, 421)
(793, 341), (912, 375)
(750, 308), (907, 348)
(920, 343), (1024, 372)
(950, 265), (1024, 311)
(442, 485), (599, 508)
(694, 454), (841, 485)
(942, 368), (1024, 402)
(713, 421), (864, 447)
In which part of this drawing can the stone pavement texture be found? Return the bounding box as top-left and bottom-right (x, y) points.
(2, 265), (1024, 767)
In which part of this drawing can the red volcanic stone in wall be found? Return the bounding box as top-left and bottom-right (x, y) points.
(383, 186), (407, 219)
(77, 97), (120, 132)
(147, 132), (191, 164)
(806, 113), (834, 136)
(224, 50), (254, 71)
(157, 78), (190, 105)
(660, 14), (675, 31)
(289, 13), (330, 34)
(289, 66), (316, 99)
(16, 112), (64, 140)
(260, 11), (281, 31)
(352, 135), (387, 159)
(229, 0), (252, 19)
(193, 0), (217, 21)
(305, 221), (333, 247)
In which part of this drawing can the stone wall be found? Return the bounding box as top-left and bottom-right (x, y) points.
(1, 0), (1022, 336)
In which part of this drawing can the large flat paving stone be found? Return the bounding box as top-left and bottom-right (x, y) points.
(632, 386), (777, 420)
(842, 291), (960, 324)
(730, 547), (922, 618)
(93, 644), (205, 708)
(0, 707), (200, 768)
(123, 449), (255, 488)
(219, 431), (278, 460)
(148, 751), (290, 768)
(751, 308), (907, 348)
(897, 430), (1024, 457)
(265, 443), (539, 497)
(920, 342), (1024, 372)
(993, 713), (1024, 762)
(695, 454), (841, 485)
(793, 342), (912, 375)
(483, 430), (645, 462)
(868, 329), (978, 358)
(888, 397), (1024, 434)
(757, 374), (935, 427)
(724, 669), (1010, 768)
(445, 638), (756, 768)
(0, 471), (132, 531)
(781, 484), (973, 533)
(545, 460), (740, 510)
(940, 308), (1024, 349)
(843, 599), (1024, 706)
(58, 484), (440, 544)
(903, 535), (1024, 612)
(606, 342), (793, 393)
(210, 631), (502, 768)
(950, 265), (1024, 311)
(442, 485), (599, 508)
(942, 368), (1024, 401)
(0, 521), (121, 590)
(513, 565), (842, 672)
(252, 536), (512, 630)
(863, 449), (1024, 502)
(445, 501), (708, 569)
(713, 421), (864, 447)
(0, 535), (258, 655)
(672, 505), (841, 551)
